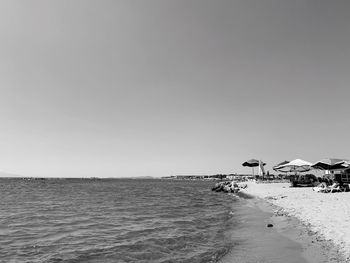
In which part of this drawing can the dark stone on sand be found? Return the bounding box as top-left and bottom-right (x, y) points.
(267, 224), (273, 228)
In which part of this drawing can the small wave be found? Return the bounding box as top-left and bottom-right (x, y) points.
(1, 178), (240, 263)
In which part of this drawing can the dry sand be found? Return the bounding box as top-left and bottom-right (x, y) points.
(242, 182), (350, 262)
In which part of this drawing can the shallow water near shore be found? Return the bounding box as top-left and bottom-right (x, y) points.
(0, 178), (236, 262)
(219, 191), (343, 263)
(0, 178), (343, 262)
(219, 196), (308, 263)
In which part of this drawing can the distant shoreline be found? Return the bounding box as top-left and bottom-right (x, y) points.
(0, 176), (156, 180)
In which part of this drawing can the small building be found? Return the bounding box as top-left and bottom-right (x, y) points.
(335, 169), (350, 184)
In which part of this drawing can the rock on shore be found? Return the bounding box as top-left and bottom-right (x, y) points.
(211, 181), (247, 193)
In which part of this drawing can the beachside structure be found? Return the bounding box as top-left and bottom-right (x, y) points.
(311, 158), (350, 184)
(334, 169), (350, 184)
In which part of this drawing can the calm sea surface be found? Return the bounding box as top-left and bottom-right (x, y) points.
(0, 178), (241, 263)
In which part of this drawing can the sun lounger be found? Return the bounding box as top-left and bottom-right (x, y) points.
(312, 182), (329, 193)
(313, 183), (347, 193)
(317, 187), (331, 193)
(328, 183), (346, 193)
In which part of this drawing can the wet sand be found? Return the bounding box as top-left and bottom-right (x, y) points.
(219, 192), (345, 263)
(242, 181), (350, 261)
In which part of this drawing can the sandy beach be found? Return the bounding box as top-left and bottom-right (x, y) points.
(242, 182), (350, 261)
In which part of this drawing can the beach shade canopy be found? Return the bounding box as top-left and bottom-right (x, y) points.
(311, 158), (349, 170)
(242, 159), (266, 177)
(273, 161), (289, 172)
(328, 160), (350, 171)
(273, 159), (312, 173)
(242, 159), (266, 167)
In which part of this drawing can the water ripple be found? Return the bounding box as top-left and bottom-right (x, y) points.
(1, 178), (237, 262)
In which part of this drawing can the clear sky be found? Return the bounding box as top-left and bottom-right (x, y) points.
(0, 0), (349, 177)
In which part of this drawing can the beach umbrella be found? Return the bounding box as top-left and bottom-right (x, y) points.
(242, 159), (266, 177)
(273, 160), (290, 179)
(311, 158), (349, 170)
(242, 159), (266, 167)
(273, 161), (289, 172)
(328, 160), (350, 171)
(273, 159), (312, 174)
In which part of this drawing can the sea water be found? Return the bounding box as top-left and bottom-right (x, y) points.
(0, 178), (240, 262)
(1, 178), (322, 263)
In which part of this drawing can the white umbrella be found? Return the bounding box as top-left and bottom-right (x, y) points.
(274, 159), (312, 174)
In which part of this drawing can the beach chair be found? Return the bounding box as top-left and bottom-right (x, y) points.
(342, 184), (349, 192)
(329, 183), (341, 193)
(319, 187), (331, 193)
(312, 182), (329, 193)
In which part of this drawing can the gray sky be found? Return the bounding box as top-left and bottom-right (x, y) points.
(0, 0), (349, 177)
